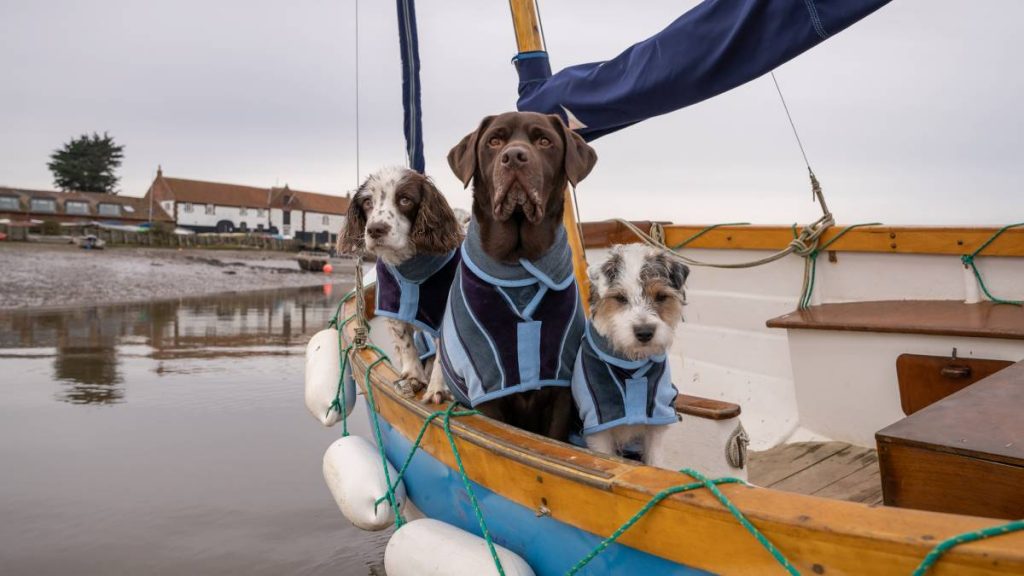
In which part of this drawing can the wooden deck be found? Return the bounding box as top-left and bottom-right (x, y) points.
(748, 441), (883, 505)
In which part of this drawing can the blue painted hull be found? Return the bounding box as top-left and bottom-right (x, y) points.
(378, 418), (712, 576)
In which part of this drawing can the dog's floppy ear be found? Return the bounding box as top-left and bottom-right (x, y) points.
(586, 262), (604, 308)
(667, 259), (690, 292)
(339, 185), (368, 253)
(411, 175), (463, 254)
(550, 114), (597, 187)
(448, 116), (494, 188)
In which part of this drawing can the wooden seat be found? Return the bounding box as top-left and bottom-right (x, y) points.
(876, 360), (1024, 519)
(766, 300), (1024, 340)
(674, 394), (741, 420)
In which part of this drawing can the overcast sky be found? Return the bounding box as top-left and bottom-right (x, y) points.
(1, 0), (1021, 225)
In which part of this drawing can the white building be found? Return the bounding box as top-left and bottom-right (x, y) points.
(144, 168), (349, 245)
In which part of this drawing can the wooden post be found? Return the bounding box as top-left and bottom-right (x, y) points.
(508, 0), (591, 313)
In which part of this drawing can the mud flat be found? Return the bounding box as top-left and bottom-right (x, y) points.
(0, 243), (354, 310)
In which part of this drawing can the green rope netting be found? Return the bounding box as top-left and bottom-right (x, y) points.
(961, 222), (1024, 306)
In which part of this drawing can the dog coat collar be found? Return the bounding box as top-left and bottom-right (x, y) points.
(375, 249), (460, 338)
(461, 218), (575, 291)
(439, 221), (586, 408)
(571, 323), (679, 436)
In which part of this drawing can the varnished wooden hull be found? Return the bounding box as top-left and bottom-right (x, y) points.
(339, 284), (1024, 576)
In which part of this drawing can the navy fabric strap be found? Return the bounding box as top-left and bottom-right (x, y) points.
(396, 0), (425, 172)
(515, 0), (891, 141)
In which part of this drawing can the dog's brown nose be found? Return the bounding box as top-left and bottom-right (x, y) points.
(366, 222), (391, 240)
(500, 145), (529, 168)
(633, 324), (655, 343)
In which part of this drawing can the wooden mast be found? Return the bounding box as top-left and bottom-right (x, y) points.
(508, 0), (592, 313)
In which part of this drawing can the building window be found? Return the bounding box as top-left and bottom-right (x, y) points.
(205, 204), (215, 215)
(322, 215), (330, 226)
(182, 202), (193, 213)
(239, 206), (248, 216)
(256, 208), (264, 217)
(30, 198), (56, 213)
(97, 203), (121, 217)
(0, 196), (19, 211)
(65, 201), (90, 215)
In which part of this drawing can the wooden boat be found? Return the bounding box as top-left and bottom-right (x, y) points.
(336, 219), (1024, 575)
(296, 250), (337, 272)
(320, 1), (1024, 573)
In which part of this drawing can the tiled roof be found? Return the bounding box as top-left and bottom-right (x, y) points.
(271, 187), (349, 215)
(149, 175), (349, 215)
(159, 177), (272, 208)
(0, 187), (173, 221)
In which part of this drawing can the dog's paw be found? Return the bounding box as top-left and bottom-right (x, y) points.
(394, 376), (426, 398)
(420, 380), (453, 405)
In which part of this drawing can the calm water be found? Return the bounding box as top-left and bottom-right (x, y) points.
(0, 286), (390, 575)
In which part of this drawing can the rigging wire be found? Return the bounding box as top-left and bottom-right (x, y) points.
(770, 71), (812, 171)
(354, 0), (361, 188)
(770, 70), (831, 217)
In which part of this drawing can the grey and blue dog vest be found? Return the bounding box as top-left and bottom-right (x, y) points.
(571, 324), (679, 436)
(374, 250), (460, 339)
(438, 220), (586, 408)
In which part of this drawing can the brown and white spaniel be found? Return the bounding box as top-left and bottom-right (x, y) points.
(340, 167), (463, 397)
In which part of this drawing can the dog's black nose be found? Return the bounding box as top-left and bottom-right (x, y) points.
(633, 324), (655, 343)
(366, 222), (391, 239)
(500, 145), (529, 167)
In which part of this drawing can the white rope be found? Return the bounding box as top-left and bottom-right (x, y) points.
(612, 215), (833, 270)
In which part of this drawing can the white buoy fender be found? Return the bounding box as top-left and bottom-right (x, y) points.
(323, 435), (406, 531)
(385, 518), (535, 576)
(305, 328), (356, 426)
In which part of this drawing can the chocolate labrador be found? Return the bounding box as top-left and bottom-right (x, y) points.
(422, 111), (597, 442)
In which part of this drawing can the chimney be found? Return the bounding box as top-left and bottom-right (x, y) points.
(157, 165), (163, 179)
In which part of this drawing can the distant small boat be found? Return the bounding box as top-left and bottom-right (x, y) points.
(296, 250), (351, 272)
(75, 234), (105, 250)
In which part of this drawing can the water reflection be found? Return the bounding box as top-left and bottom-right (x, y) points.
(0, 283), (390, 576)
(0, 286), (343, 405)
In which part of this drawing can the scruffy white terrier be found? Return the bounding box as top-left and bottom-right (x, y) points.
(571, 244), (689, 463)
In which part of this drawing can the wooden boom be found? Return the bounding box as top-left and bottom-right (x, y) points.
(508, 0), (592, 312)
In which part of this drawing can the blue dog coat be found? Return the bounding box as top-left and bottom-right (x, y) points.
(438, 220), (586, 408)
(375, 250), (460, 339)
(571, 324), (679, 436)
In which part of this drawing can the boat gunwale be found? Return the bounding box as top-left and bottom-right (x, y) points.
(340, 275), (1024, 575)
(583, 222), (1024, 258)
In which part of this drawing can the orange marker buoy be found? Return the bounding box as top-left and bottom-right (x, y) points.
(323, 263), (334, 274)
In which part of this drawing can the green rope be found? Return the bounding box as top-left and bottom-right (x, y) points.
(324, 339), (354, 436)
(961, 222), (1024, 306)
(670, 222), (751, 251)
(798, 222), (882, 310)
(442, 402), (507, 576)
(912, 519), (1024, 576)
(328, 289), (357, 327)
(374, 405), (481, 509)
(566, 469), (798, 576)
(357, 344), (406, 528)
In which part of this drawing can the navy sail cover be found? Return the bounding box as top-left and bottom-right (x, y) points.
(514, 0), (891, 141)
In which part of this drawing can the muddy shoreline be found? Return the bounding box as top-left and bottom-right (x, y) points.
(0, 243), (355, 311)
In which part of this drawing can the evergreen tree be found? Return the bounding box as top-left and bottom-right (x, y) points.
(47, 132), (124, 194)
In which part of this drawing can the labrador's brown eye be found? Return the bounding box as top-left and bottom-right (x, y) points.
(655, 293), (669, 303)
(537, 136), (552, 147)
(487, 137), (504, 148)
(613, 294), (628, 305)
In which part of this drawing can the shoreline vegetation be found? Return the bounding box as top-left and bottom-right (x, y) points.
(0, 243), (354, 312)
